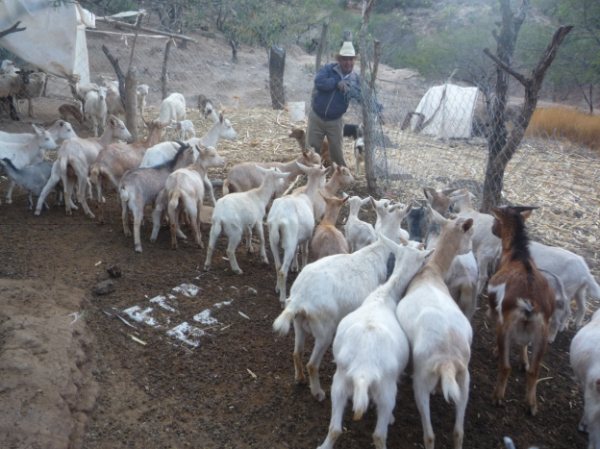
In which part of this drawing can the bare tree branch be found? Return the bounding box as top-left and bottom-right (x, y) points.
(483, 48), (528, 86)
(0, 21), (26, 40)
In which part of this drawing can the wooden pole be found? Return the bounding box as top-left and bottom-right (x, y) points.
(161, 39), (174, 100)
(96, 17), (197, 44)
(125, 68), (138, 141)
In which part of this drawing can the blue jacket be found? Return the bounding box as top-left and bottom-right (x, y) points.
(311, 63), (361, 121)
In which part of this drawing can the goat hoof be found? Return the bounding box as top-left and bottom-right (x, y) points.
(134, 246), (142, 253)
(528, 404), (538, 416)
(203, 265), (210, 272)
(233, 269), (243, 275)
(313, 390), (326, 402)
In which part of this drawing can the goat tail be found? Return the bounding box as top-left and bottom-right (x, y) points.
(272, 302), (297, 336)
(168, 190), (181, 216)
(222, 179), (230, 196)
(587, 275), (600, 300)
(352, 376), (370, 421)
(437, 361), (462, 405)
(89, 164), (99, 185)
(119, 184), (130, 204)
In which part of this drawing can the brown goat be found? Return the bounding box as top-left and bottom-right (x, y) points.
(487, 206), (555, 416)
(288, 128), (331, 167)
(58, 103), (84, 126)
(310, 194), (349, 260)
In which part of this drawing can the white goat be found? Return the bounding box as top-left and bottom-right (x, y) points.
(425, 207), (479, 321)
(396, 216), (474, 449)
(151, 145), (225, 249)
(84, 86), (108, 137)
(119, 143), (195, 252)
(317, 240), (430, 449)
(267, 164), (328, 304)
(0, 158), (52, 209)
(0, 119), (75, 144)
(168, 119), (196, 140)
(272, 235), (403, 401)
(34, 116), (132, 217)
(103, 79), (124, 117)
(373, 198), (411, 243)
(0, 125), (57, 204)
(158, 92), (186, 125)
(570, 309), (600, 449)
(204, 167), (289, 274)
(343, 195), (376, 252)
(530, 241), (600, 328)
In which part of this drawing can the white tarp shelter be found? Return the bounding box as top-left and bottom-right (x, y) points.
(0, 0), (95, 83)
(411, 83), (480, 139)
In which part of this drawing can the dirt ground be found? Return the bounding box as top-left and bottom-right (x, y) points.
(0, 23), (596, 449)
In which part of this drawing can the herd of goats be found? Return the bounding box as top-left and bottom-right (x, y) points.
(0, 59), (599, 449)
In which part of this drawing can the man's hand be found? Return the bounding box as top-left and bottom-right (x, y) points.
(337, 80), (349, 93)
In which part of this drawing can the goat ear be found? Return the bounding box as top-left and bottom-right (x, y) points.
(461, 218), (474, 232)
(423, 187), (436, 202)
(31, 124), (43, 135)
(429, 206), (447, 225)
(513, 206), (538, 220)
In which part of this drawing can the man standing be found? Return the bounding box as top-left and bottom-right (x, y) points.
(307, 41), (361, 167)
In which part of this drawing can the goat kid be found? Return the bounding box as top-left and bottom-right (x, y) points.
(343, 195), (376, 252)
(310, 193), (349, 260)
(204, 167), (290, 274)
(487, 206), (555, 416)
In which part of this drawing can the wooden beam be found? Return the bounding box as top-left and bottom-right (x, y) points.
(96, 17), (197, 44)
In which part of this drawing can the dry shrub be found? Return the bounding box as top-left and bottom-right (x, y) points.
(526, 107), (600, 151)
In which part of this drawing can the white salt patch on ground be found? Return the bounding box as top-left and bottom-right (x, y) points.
(193, 309), (218, 325)
(123, 306), (158, 327)
(166, 322), (206, 347)
(214, 300), (233, 309)
(149, 295), (177, 312)
(172, 283), (201, 297)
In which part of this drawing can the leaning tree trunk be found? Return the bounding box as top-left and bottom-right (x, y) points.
(481, 23), (573, 212)
(269, 46), (286, 109)
(315, 21), (328, 71)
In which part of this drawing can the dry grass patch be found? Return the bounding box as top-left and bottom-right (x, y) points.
(526, 107), (600, 151)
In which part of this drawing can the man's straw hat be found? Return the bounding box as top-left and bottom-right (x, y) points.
(338, 41), (356, 57)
